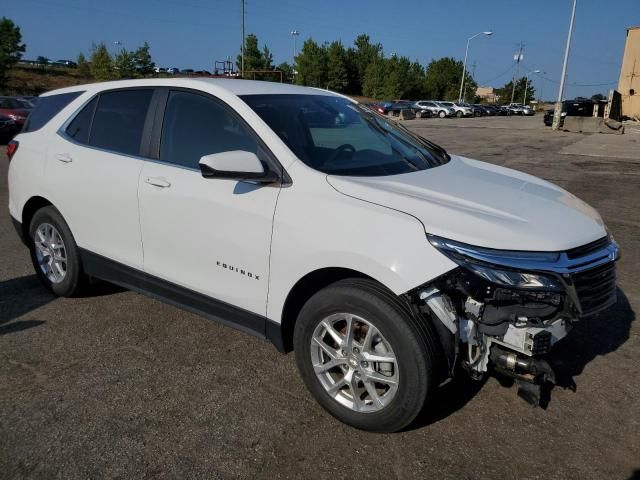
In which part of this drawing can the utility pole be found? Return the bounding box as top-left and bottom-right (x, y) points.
(241, 0), (245, 78)
(471, 61), (477, 79)
(510, 42), (524, 104)
(552, 0), (577, 130)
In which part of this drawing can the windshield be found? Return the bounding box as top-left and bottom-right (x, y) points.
(240, 94), (449, 176)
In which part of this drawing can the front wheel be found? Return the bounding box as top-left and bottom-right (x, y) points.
(456, 111), (463, 118)
(438, 110), (446, 118)
(293, 279), (437, 432)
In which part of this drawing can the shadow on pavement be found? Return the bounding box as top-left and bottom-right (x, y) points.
(548, 287), (635, 391)
(0, 274), (53, 335)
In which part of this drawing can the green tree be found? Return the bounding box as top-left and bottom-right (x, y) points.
(261, 45), (273, 70)
(90, 42), (114, 81)
(36, 55), (49, 66)
(0, 17), (26, 87)
(495, 77), (535, 104)
(237, 33), (264, 73)
(351, 34), (382, 94)
(295, 39), (327, 88)
(277, 61), (294, 83)
(114, 48), (136, 79)
(133, 42), (155, 76)
(424, 57), (475, 101)
(77, 52), (90, 77)
(326, 41), (349, 92)
(362, 57), (386, 99)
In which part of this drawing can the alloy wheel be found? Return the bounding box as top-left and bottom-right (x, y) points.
(34, 223), (67, 283)
(310, 313), (399, 413)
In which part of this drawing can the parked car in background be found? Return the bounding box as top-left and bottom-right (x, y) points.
(195, 70), (212, 76)
(52, 60), (77, 68)
(167, 67), (180, 74)
(438, 101), (473, 118)
(154, 67), (167, 74)
(473, 104), (493, 116)
(505, 104), (524, 115)
(369, 102), (393, 115)
(414, 101), (453, 118)
(543, 99), (594, 127)
(0, 97), (32, 128)
(0, 113), (18, 143)
(182, 69), (195, 75)
(509, 103), (534, 116)
(389, 100), (419, 117)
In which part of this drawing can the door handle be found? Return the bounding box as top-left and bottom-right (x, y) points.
(55, 153), (72, 163)
(144, 176), (171, 188)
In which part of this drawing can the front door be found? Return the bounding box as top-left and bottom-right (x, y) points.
(138, 90), (281, 317)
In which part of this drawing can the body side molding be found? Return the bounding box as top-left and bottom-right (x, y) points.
(79, 248), (285, 350)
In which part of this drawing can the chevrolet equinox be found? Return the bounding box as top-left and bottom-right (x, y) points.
(8, 79), (620, 432)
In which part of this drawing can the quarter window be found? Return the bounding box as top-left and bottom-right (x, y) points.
(88, 89), (153, 156)
(159, 91), (259, 169)
(23, 91), (83, 133)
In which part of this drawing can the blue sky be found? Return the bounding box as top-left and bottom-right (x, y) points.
(7, 0), (639, 99)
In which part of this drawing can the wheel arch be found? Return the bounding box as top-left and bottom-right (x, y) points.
(19, 196), (55, 244)
(274, 267), (375, 353)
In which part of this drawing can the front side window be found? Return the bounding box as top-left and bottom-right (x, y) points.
(159, 91), (259, 169)
(241, 94), (449, 176)
(88, 89), (153, 156)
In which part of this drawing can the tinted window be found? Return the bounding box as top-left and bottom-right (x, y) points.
(22, 91), (82, 133)
(88, 89), (153, 156)
(241, 94), (449, 176)
(160, 91), (258, 169)
(65, 97), (97, 144)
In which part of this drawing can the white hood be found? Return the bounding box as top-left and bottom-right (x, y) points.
(327, 155), (606, 252)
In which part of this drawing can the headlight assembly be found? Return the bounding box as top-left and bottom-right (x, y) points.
(428, 235), (563, 291)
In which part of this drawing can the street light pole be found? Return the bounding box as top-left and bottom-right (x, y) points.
(290, 30), (299, 64)
(523, 70), (540, 104)
(552, 0), (577, 130)
(458, 31), (492, 103)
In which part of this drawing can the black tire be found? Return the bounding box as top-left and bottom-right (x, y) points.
(28, 206), (86, 297)
(293, 278), (437, 432)
(456, 111), (463, 118)
(415, 111), (422, 119)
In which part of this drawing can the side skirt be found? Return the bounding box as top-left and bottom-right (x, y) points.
(79, 248), (285, 351)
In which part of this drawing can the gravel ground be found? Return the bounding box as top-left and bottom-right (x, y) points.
(1, 115), (638, 479)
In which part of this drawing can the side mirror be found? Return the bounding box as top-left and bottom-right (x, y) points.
(198, 150), (279, 184)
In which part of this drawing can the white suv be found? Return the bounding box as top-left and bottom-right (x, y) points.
(8, 79), (619, 432)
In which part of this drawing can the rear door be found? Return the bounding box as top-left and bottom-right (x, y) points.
(138, 89), (281, 317)
(44, 88), (155, 269)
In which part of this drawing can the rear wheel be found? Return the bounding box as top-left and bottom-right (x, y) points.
(28, 206), (86, 297)
(294, 279), (437, 432)
(456, 111), (463, 118)
(438, 110), (446, 118)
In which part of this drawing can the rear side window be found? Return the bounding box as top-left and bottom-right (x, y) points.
(66, 97), (97, 144)
(22, 91), (83, 133)
(88, 89), (153, 156)
(159, 91), (259, 169)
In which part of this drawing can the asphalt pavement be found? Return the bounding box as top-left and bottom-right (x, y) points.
(1, 115), (638, 479)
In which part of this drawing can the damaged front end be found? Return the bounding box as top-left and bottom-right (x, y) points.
(410, 234), (620, 406)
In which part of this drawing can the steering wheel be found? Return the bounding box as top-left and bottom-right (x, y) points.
(321, 143), (356, 167)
